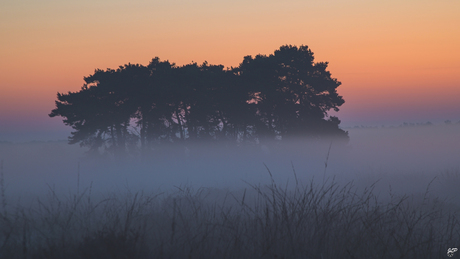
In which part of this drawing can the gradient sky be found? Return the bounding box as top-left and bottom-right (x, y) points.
(1, 0), (459, 141)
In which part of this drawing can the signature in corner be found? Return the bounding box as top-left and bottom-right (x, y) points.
(447, 248), (458, 257)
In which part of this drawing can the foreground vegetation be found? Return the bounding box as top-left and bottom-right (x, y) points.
(0, 171), (458, 259)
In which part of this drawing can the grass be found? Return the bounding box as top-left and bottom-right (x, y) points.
(0, 162), (459, 258)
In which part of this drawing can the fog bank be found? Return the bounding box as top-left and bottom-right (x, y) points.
(0, 124), (459, 205)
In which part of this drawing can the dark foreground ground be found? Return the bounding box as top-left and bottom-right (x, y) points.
(0, 175), (459, 259)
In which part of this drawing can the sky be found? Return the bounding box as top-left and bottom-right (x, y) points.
(1, 0), (460, 141)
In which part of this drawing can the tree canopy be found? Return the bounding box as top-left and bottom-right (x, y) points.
(49, 45), (348, 157)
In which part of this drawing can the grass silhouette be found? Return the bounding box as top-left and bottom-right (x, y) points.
(0, 161), (458, 258)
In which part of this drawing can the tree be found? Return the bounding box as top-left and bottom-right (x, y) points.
(135, 58), (176, 150)
(236, 45), (347, 141)
(50, 66), (140, 158)
(50, 45), (348, 158)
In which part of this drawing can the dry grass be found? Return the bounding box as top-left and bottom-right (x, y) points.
(0, 164), (459, 258)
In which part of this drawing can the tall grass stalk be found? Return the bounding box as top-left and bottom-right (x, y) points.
(323, 141), (332, 183)
(0, 160), (6, 217)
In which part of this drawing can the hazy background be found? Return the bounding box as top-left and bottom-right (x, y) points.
(1, 123), (459, 207)
(1, 1), (459, 204)
(1, 0), (460, 141)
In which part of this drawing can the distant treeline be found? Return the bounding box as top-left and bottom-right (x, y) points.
(348, 120), (460, 129)
(50, 45), (348, 157)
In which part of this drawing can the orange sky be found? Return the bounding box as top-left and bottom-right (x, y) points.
(1, 0), (459, 140)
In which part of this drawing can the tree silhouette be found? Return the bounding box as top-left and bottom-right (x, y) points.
(237, 45), (347, 140)
(50, 45), (348, 157)
(83, 67), (137, 157)
(49, 86), (104, 153)
(135, 58), (175, 150)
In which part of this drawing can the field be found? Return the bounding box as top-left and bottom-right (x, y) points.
(0, 124), (459, 258)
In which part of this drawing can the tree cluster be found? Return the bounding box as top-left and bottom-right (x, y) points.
(49, 45), (348, 157)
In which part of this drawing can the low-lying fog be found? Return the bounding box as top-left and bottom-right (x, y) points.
(1, 123), (459, 205)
